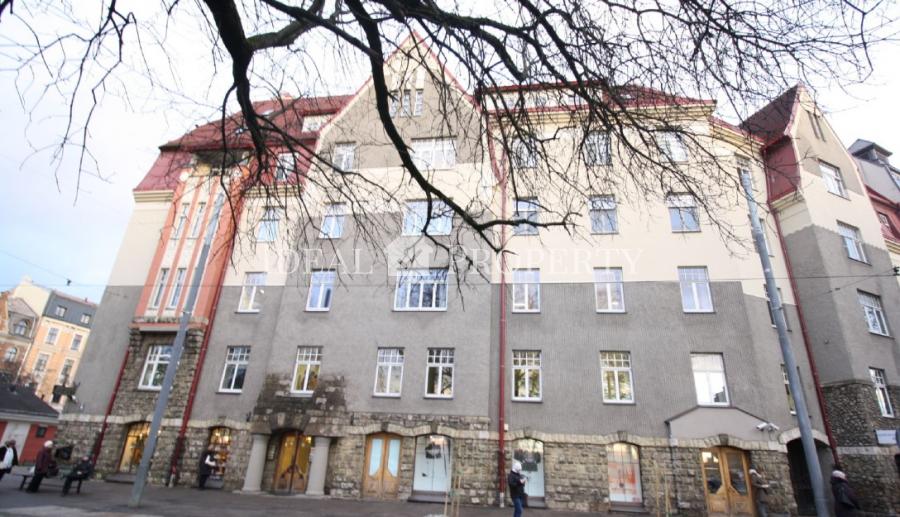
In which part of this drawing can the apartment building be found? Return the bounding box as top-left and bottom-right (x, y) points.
(60, 35), (898, 515)
(0, 291), (39, 382)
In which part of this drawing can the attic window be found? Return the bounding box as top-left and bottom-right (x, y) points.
(302, 115), (327, 132)
(234, 127), (246, 135)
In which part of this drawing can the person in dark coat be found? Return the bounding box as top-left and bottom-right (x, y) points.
(197, 449), (216, 489)
(749, 468), (770, 517)
(507, 460), (527, 517)
(26, 441), (55, 493)
(831, 469), (861, 517)
(0, 439), (19, 481)
(62, 455), (94, 495)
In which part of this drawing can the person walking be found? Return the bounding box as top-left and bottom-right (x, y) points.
(831, 468), (861, 517)
(26, 441), (56, 493)
(749, 468), (770, 517)
(0, 439), (19, 482)
(197, 449), (216, 489)
(62, 455), (94, 496)
(507, 460), (527, 517)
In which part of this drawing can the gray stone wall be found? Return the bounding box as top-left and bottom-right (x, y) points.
(838, 452), (900, 515)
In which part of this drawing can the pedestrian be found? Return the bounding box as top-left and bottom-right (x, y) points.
(62, 455), (94, 496)
(0, 439), (19, 482)
(508, 460), (527, 517)
(831, 468), (861, 517)
(197, 449), (216, 489)
(749, 468), (770, 517)
(26, 440), (56, 493)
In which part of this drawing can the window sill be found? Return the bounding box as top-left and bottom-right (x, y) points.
(393, 308), (448, 312)
(683, 309), (715, 314)
(137, 387), (162, 392)
(603, 400), (635, 405)
(286, 391), (314, 398)
(317, 235), (342, 240)
(217, 390), (243, 395)
(671, 229), (702, 234)
(597, 310), (627, 314)
(512, 309), (541, 314)
(305, 308), (331, 313)
(512, 397), (542, 403)
(373, 393), (402, 399)
(698, 403), (731, 408)
(424, 394), (454, 400)
(235, 310), (261, 314)
(827, 191), (850, 201)
(847, 257), (870, 265)
(591, 231), (619, 236)
(867, 330), (892, 338)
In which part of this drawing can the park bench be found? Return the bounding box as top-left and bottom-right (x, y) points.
(11, 465), (86, 494)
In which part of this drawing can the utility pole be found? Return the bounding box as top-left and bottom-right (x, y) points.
(129, 192), (226, 507)
(740, 171), (828, 517)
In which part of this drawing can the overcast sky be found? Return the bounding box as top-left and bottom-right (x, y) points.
(1, 4), (898, 304)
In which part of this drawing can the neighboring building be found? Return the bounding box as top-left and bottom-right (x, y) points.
(60, 35), (897, 515)
(744, 87), (900, 514)
(0, 291), (39, 383)
(0, 384), (58, 463)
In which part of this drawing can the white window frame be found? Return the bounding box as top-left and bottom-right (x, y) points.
(513, 198), (539, 236)
(393, 269), (449, 311)
(512, 138), (538, 169)
(858, 291), (889, 336)
(402, 200), (453, 236)
(80, 313), (92, 325)
(600, 352), (634, 403)
(189, 202), (207, 238)
(306, 270), (335, 311)
(413, 88), (424, 116)
(274, 153), (294, 181)
(57, 358), (75, 386)
(256, 206), (280, 243)
(838, 221), (867, 263)
(512, 350), (542, 402)
(589, 195), (618, 234)
(807, 110), (826, 141)
(412, 138), (456, 170)
(869, 367), (894, 417)
(657, 131), (688, 162)
(34, 352), (50, 374)
(782, 365), (797, 415)
(425, 348), (455, 398)
(691, 353), (730, 406)
(333, 143), (356, 171)
(167, 268), (187, 309)
(679, 267), (713, 313)
(319, 203), (346, 239)
(512, 269), (541, 313)
(219, 346), (250, 393)
(237, 272), (266, 313)
(291, 346), (322, 395)
(667, 194), (700, 232)
(595, 268), (625, 313)
(12, 320), (28, 336)
(765, 287), (790, 329)
(54, 305), (67, 317)
(150, 268), (170, 309)
(819, 162), (846, 197)
(4, 347), (17, 363)
(70, 334), (83, 351)
(584, 131), (611, 166)
(139, 345), (173, 390)
(172, 202), (190, 239)
(45, 327), (59, 345)
(373, 348), (404, 397)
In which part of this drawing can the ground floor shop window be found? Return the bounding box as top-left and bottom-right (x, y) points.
(607, 443), (642, 504)
(413, 435), (451, 494)
(118, 422), (150, 473)
(513, 439), (545, 498)
(207, 427), (232, 485)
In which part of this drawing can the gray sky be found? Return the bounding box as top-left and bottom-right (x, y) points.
(1, 4), (898, 304)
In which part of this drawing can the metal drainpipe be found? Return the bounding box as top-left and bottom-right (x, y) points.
(762, 151), (839, 463)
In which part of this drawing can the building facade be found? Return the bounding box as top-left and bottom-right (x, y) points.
(59, 36), (898, 515)
(0, 291), (39, 383)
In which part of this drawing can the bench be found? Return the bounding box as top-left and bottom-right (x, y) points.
(12, 465), (85, 494)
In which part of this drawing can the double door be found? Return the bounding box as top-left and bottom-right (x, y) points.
(701, 447), (754, 516)
(363, 433), (401, 498)
(273, 432), (312, 494)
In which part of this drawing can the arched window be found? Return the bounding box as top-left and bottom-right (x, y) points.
(3, 347), (17, 362)
(607, 442), (642, 504)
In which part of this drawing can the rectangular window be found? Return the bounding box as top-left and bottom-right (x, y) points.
(589, 195), (618, 234)
(513, 198), (539, 236)
(858, 291), (889, 336)
(595, 268), (625, 312)
(54, 306), (67, 317)
(45, 327), (59, 345)
(275, 153), (294, 181)
(512, 138), (538, 169)
(679, 267), (713, 312)
(301, 115), (326, 132)
(426, 348), (454, 398)
(389, 89), (413, 117)
(584, 131), (611, 166)
(139, 345), (173, 390)
(512, 350), (542, 401)
(167, 268), (187, 309)
(600, 352), (634, 403)
(756, 217), (773, 256)
(58, 358), (75, 386)
(71, 334), (83, 351)
(374, 348), (404, 397)
(869, 367), (894, 417)
(820, 162), (846, 197)
(394, 269), (448, 310)
(173, 202), (190, 239)
(667, 194), (700, 232)
(765, 287), (790, 329)
(333, 142), (356, 171)
(189, 202), (207, 238)
(256, 207), (279, 242)
(150, 268), (170, 309)
(657, 131), (688, 162)
(291, 346), (322, 394)
(838, 222), (867, 262)
(402, 200), (453, 236)
(807, 110), (826, 141)
(34, 353), (49, 373)
(782, 365), (797, 414)
(412, 138), (456, 170)
(306, 270), (335, 311)
(80, 313), (92, 325)
(319, 203), (346, 239)
(238, 272), (266, 312)
(219, 346), (250, 393)
(413, 88), (424, 116)
(691, 353), (729, 406)
(512, 269), (540, 313)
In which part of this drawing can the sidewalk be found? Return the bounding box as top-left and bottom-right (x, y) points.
(0, 475), (595, 516)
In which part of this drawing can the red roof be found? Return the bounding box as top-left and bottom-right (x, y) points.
(740, 85), (801, 145)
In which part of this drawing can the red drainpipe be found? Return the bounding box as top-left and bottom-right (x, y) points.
(92, 347), (130, 464)
(762, 148), (839, 463)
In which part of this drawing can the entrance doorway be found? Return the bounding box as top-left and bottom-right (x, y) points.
(412, 435), (451, 496)
(363, 433), (401, 499)
(700, 447), (753, 516)
(273, 431), (312, 494)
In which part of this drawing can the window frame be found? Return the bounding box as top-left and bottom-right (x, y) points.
(256, 206), (280, 243)
(511, 269), (541, 313)
(411, 138), (457, 170)
(237, 272), (266, 313)
(869, 367), (894, 417)
(512, 138), (538, 169)
(12, 320), (28, 336)
(667, 194), (701, 232)
(138, 345), (173, 391)
(319, 203), (346, 239)
(45, 327), (59, 345)
(782, 365), (797, 415)
(172, 202), (190, 239)
(3, 347), (17, 363)
(589, 195), (618, 234)
(393, 268), (449, 311)
(600, 351), (635, 404)
(583, 131), (611, 166)
(54, 305), (67, 317)
(691, 353), (730, 406)
(333, 142), (356, 171)
(425, 348), (455, 399)
(290, 346), (322, 395)
(513, 198), (540, 236)
(373, 347), (405, 398)
(80, 313), (92, 325)
(402, 200), (453, 236)
(819, 161), (847, 198)
(167, 268), (187, 309)
(149, 268), (170, 309)
(70, 334), (83, 351)
(657, 131), (689, 162)
(306, 270), (335, 312)
(837, 221), (868, 263)
(595, 268), (626, 313)
(218, 346), (251, 393)
(57, 358), (75, 386)
(511, 350), (542, 402)
(189, 201), (207, 238)
(679, 267), (714, 313)
(858, 290), (890, 336)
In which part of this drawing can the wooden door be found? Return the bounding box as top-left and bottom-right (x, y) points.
(722, 449), (753, 515)
(273, 432), (311, 493)
(363, 433), (401, 498)
(701, 447), (754, 517)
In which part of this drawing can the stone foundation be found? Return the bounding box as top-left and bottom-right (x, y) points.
(837, 451), (900, 515)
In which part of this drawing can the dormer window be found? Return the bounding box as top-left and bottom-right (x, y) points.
(12, 320), (28, 337)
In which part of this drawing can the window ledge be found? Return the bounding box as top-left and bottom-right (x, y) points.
(672, 229), (702, 234)
(136, 387), (162, 392)
(698, 403), (731, 408)
(305, 308), (331, 313)
(393, 308), (449, 312)
(216, 390), (243, 395)
(867, 331), (892, 338)
(373, 394), (402, 399)
(235, 310), (261, 314)
(597, 310), (627, 314)
(848, 257), (870, 266)
(827, 191), (851, 201)
(603, 400), (636, 405)
(591, 231), (619, 236)
(286, 392), (314, 398)
(512, 309), (541, 314)
(424, 395), (454, 400)
(317, 236), (342, 240)
(511, 398), (542, 403)
(683, 310), (715, 314)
